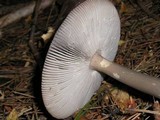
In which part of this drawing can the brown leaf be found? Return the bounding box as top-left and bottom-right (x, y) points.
(120, 2), (127, 13)
(79, 116), (89, 120)
(4, 106), (12, 113)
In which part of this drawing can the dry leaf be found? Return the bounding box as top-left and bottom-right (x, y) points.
(0, 90), (4, 100)
(25, 15), (32, 23)
(118, 40), (126, 46)
(111, 89), (136, 112)
(4, 106), (12, 113)
(79, 116), (89, 120)
(41, 27), (55, 44)
(120, 2), (127, 13)
(7, 109), (18, 120)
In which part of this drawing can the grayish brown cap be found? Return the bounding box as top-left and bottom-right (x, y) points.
(42, 0), (120, 119)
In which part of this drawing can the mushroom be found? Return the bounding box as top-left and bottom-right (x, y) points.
(42, 0), (160, 119)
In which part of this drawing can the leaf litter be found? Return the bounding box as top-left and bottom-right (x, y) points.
(0, 0), (160, 120)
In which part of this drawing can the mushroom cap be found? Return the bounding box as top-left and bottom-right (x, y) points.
(42, 0), (120, 119)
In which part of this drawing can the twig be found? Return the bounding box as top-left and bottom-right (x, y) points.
(126, 108), (160, 115)
(99, 114), (110, 120)
(0, 79), (13, 87)
(18, 107), (32, 117)
(126, 113), (141, 120)
(12, 91), (34, 98)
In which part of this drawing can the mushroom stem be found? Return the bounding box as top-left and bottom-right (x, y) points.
(90, 52), (160, 99)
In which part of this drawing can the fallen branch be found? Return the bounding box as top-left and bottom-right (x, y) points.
(28, 0), (42, 69)
(0, 0), (53, 28)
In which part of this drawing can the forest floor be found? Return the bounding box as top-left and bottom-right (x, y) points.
(0, 0), (160, 120)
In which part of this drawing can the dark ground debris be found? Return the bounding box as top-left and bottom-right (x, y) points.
(0, 0), (160, 120)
